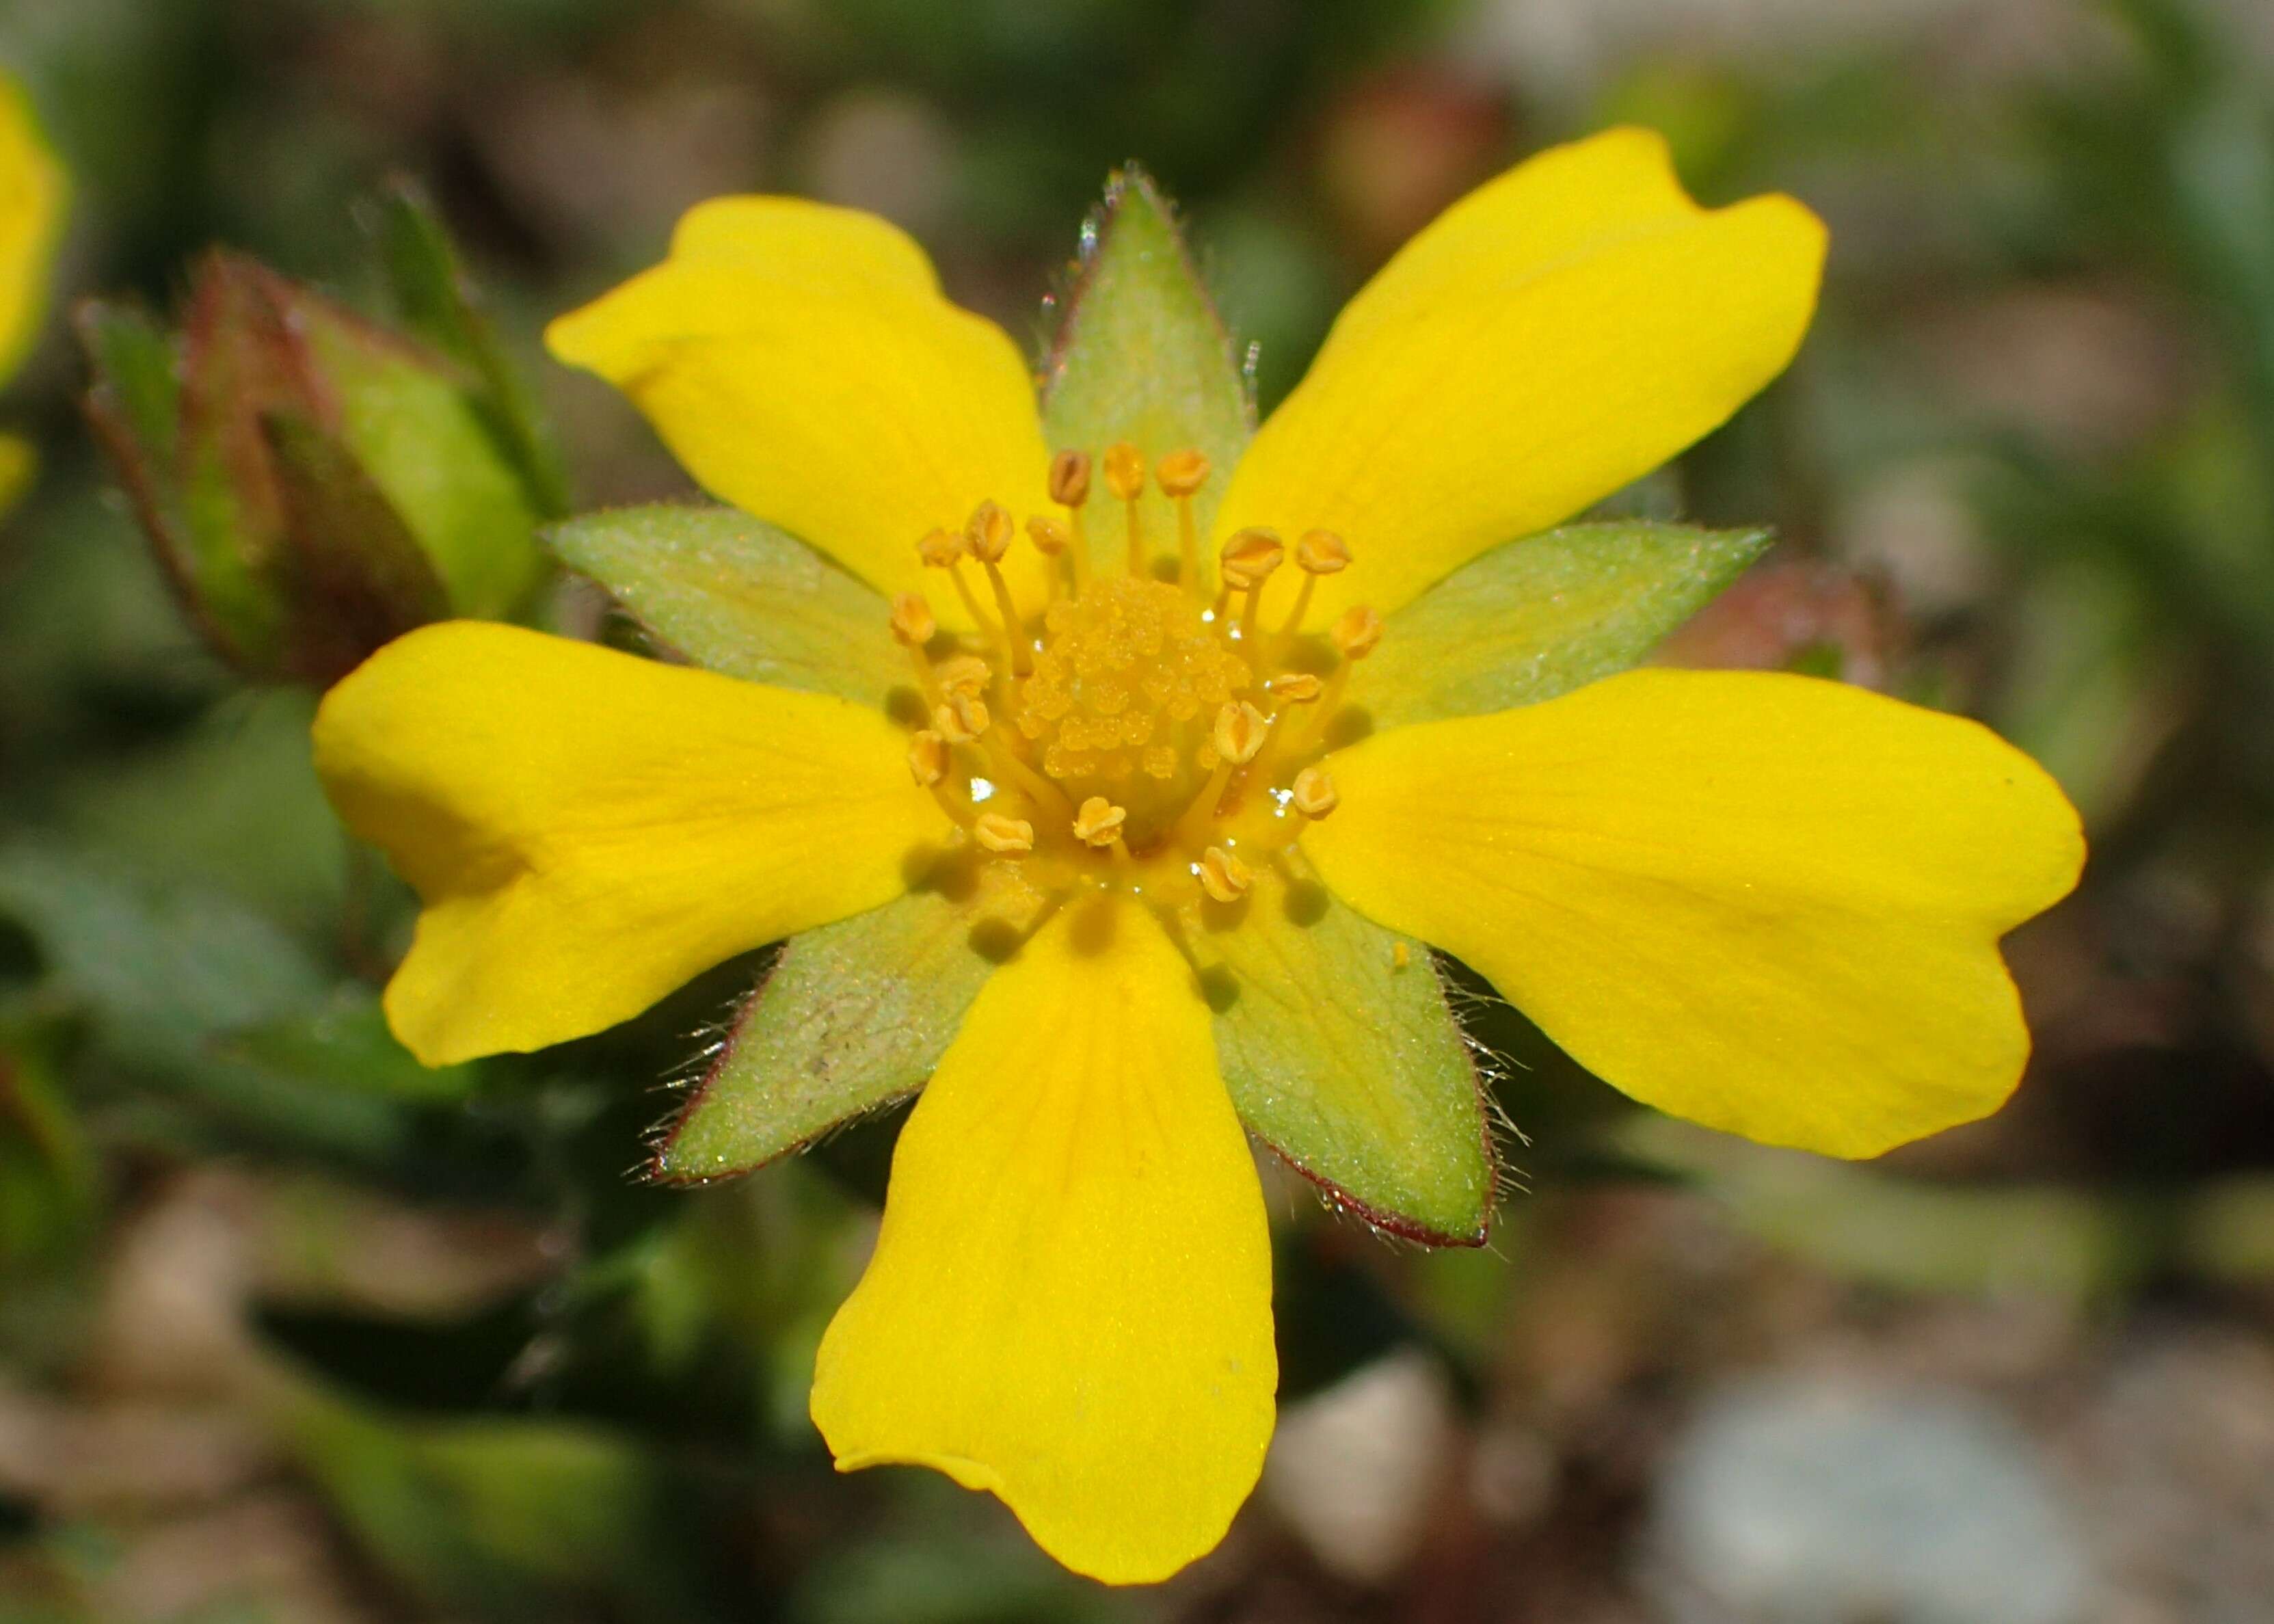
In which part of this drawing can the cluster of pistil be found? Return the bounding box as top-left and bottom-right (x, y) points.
(890, 442), (1378, 916)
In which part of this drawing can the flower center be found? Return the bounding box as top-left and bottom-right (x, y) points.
(888, 442), (1378, 916)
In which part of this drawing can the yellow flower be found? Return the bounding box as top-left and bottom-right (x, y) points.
(0, 68), (66, 514)
(312, 129), (2083, 1584)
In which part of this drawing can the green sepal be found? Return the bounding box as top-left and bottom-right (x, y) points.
(372, 177), (573, 521)
(261, 410), (453, 678)
(653, 851), (1052, 1183)
(1361, 522), (1772, 732)
(547, 504), (909, 713)
(297, 308), (547, 621)
(1041, 168), (1252, 581)
(1185, 860), (1493, 1245)
(77, 296), (284, 671)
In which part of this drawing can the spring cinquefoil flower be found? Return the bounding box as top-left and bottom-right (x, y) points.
(0, 68), (66, 514)
(312, 129), (2083, 1584)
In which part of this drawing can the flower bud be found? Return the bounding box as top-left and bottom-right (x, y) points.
(79, 222), (553, 687)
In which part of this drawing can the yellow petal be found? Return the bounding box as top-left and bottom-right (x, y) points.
(0, 70), (67, 384)
(1215, 127), (1825, 619)
(546, 197), (1050, 620)
(313, 622), (940, 1065)
(1305, 671), (2084, 1158)
(811, 896), (1275, 1585)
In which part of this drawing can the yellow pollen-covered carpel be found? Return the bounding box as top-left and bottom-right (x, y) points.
(867, 442), (1382, 877)
(1017, 573), (1252, 843)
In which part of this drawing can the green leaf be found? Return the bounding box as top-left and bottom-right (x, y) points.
(549, 505), (910, 712)
(221, 989), (480, 1103)
(1041, 168), (1252, 581)
(1361, 522), (1771, 732)
(373, 177), (573, 520)
(1187, 861), (1493, 1244)
(656, 852), (1053, 1182)
(0, 843), (407, 1157)
(272, 1372), (691, 1620)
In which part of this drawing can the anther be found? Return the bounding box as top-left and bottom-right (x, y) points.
(974, 814), (1034, 855)
(1219, 528), (1285, 591)
(1104, 442), (1147, 574)
(1268, 673), (1324, 704)
(889, 591), (936, 648)
(1296, 530), (1351, 575)
(1330, 604), (1383, 661)
(1198, 845), (1253, 903)
(935, 654), (991, 700)
(1290, 766), (1339, 819)
(965, 500), (1015, 564)
(935, 693), (989, 745)
(1212, 700), (1270, 767)
(1071, 796), (1127, 848)
(1049, 450), (1092, 507)
(1103, 442), (1147, 502)
(1155, 449), (1210, 498)
(1157, 448), (1211, 598)
(908, 730), (948, 787)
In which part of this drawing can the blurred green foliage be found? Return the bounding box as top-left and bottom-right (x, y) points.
(2, 0), (2273, 1619)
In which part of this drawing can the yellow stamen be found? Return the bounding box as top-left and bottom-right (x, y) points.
(890, 591), (944, 700)
(1268, 672), (1323, 706)
(1027, 514), (1071, 600)
(1178, 700), (1268, 842)
(1198, 845), (1253, 903)
(1392, 940), (1411, 970)
(1281, 529), (1351, 639)
(974, 813), (1034, 855)
(1071, 796), (1127, 849)
(1156, 448), (1210, 598)
(1104, 442), (1147, 574)
(1219, 528), (1284, 640)
(1290, 765), (1339, 820)
(1052, 451), (1093, 591)
(965, 501), (1032, 678)
(920, 527), (995, 635)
